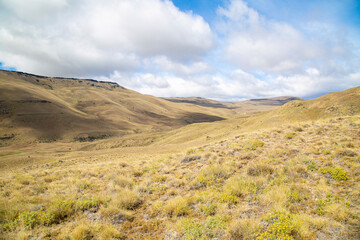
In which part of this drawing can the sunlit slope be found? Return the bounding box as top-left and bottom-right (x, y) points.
(164, 96), (303, 114)
(148, 86), (360, 146)
(61, 86), (360, 151)
(240, 86), (360, 130)
(0, 70), (230, 145)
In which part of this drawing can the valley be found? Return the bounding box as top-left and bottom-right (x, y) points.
(0, 70), (359, 239)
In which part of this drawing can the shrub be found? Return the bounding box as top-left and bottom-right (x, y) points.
(42, 199), (76, 225)
(288, 189), (302, 203)
(112, 175), (134, 188)
(205, 215), (229, 238)
(257, 211), (295, 240)
(200, 203), (217, 216)
(319, 167), (347, 180)
(247, 163), (274, 176)
(182, 155), (201, 163)
(180, 218), (204, 240)
(72, 222), (93, 240)
(224, 176), (259, 197)
(228, 218), (261, 240)
(324, 203), (349, 221)
(76, 198), (102, 211)
(163, 196), (191, 217)
(219, 193), (238, 205)
(194, 165), (231, 188)
(316, 199), (328, 216)
(284, 133), (295, 139)
(18, 211), (39, 229)
(3, 198), (103, 230)
(245, 140), (265, 150)
(112, 189), (142, 210)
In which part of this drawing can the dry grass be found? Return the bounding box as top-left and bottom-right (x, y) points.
(0, 85), (360, 240)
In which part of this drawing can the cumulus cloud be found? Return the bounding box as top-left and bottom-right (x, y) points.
(145, 56), (213, 76)
(0, 0), (359, 101)
(0, 0), (213, 76)
(217, 0), (324, 72)
(98, 66), (360, 101)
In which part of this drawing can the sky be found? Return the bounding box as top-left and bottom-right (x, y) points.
(0, 0), (359, 101)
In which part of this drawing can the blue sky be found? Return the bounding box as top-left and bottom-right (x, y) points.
(0, 0), (359, 101)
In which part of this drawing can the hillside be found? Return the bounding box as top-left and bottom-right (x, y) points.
(163, 96), (303, 113)
(0, 70), (232, 145)
(240, 86), (360, 130)
(0, 113), (359, 239)
(0, 72), (359, 239)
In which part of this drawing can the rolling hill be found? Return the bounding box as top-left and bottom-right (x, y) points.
(0, 83), (359, 240)
(163, 96), (303, 113)
(0, 70), (301, 146)
(0, 70), (231, 145)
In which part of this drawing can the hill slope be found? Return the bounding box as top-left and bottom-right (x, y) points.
(238, 86), (360, 130)
(0, 70), (230, 145)
(163, 96), (303, 113)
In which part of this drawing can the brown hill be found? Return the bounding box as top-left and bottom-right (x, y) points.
(241, 86), (360, 130)
(163, 96), (303, 113)
(0, 70), (230, 145)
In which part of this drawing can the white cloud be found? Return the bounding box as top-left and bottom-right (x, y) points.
(0, 0), (359, 101)
(0, 0), (213, 77)
(146, 56), (213, 76)
(218, 0), (323, 72)
(98, 67), (359, 101)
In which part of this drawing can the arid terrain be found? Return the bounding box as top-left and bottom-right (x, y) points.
(0, 71), (359, 239)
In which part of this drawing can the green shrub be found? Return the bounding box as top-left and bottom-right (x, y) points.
(200, 203), (217, 216)
(224, 177), (259, 197)
(219, 193), (238, 205)
(245, 140), (265, 150)
(316, 198), (329, 216)
(205, 215), (229, 238)
(180, 218), (204, 240)
(288, 189), (302, 203)
(319, 167), (347, 180)
(194, 165), (230, 188)
(257, 211), (295, 240)
(284, 133), (295, 139)
(76, 198), (102, 211)
(18, 211), (39, 229)
(306, 161), (318, 171)
(2, 198), (103, 230)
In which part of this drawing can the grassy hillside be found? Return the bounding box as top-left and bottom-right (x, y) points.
(0, 70), (233, 145)
(0, 71), (359, 239)
(240, 86), (360, 130)
(0, 115), (359, 239)
(163, 96), (303, 114)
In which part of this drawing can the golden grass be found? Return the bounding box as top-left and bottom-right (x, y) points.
(0, 96), (360, 239)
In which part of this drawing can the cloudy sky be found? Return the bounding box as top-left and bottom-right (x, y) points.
(0, 0), (359, 101)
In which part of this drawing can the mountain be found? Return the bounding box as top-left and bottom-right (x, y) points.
(0, 70), (229, 145)
(241, 86), (360, 130)
(163, 96), (303, 113)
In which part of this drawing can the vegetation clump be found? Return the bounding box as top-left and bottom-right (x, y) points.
(319, 167), (348, 180)
(245, 140), (265, 150)
(257, 211), (295, 240)
(2, 198), (102, 230)
(284, 133), (296, 139)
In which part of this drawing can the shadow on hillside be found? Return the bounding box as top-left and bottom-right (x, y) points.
(180, 112), (225, 124)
